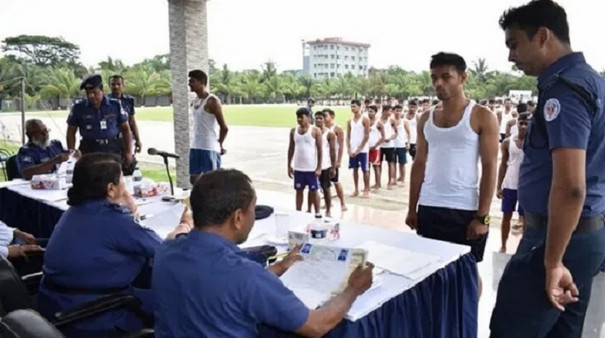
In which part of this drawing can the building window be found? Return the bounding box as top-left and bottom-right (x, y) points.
(345, 56), (349, 60)
(330, 45), (334, 50)
(352, 56), (356, 61)
(345, 65), (349, 70)
(330, 72), (335, 77)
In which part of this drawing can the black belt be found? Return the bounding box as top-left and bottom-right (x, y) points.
(81, 138), (117, 145)
(43, 278), (129, 295)
(525, 212), (605, 234)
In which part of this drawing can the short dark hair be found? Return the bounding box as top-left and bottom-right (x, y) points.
(430, 52), (467, 72)
(296, 107), (310, 116)
(351, 99), (361, 106)
(408, 99), (418, 106)
(479, 99), (488, 105)
(432, 100), (439, 106)
(190, 169), (256, 228)
(322, 108), (335, 117)
(364, 99), (371, 105)
(188, 69), (208, 85)
(368, 105), (378, 113)
(527, 100), (536, 107)
(109, 74), (124, 83)
(499, 0), (570, 44)
(314, 111), (326, 118)
(307, 98), (315, 103)
(422, 99), (430, 104)
(518, 112), (531, 120)
(394, 104), (403, 110)
(382, 105), (392, 111)
(517, 103), (528, 113)
(488, 99), (497, 104)
(67, 153), (122, 206)
(505, 98), (512, 103)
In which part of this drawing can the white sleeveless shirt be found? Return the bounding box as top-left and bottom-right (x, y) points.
(190, 94), (220, 152)
(406, 115), (418, 144)
(321, 128), (332, 170)
(419, 101), (480, 211)
(350, 116), (369, 153)
(502, 135), (524, 190)
(394, 119), (407, 148)
(499, 110), (513, 134)
(293, 126), (317, 171)
(381, 118), (395, 148)
(368, 119), (381, 149)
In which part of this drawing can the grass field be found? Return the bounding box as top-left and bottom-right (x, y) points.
(24, 105), (354, 128)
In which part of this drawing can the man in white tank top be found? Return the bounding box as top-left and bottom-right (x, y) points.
(393, 104), (411, 186)
(346, 100), (371, 198)
(367, 105), (385, 189)
(498, 98), (516, 142)
(505, 102), (528, 138)
(323, 109), (348, 211)
(406, 52), (500, 267)
(314, 111), (337, 217)
(405, 100), (420, 160)
(188, 70), (229, 185)
(496, 112), (529, 253)
(288, 108), (322, 215)
(379, 105), (399, 190)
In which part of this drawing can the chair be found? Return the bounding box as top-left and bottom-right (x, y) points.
(0, 148), (12, 181)
(6, 155), (21, 181)
(0, 256), (154, 337)
(0, 309), (63, 338)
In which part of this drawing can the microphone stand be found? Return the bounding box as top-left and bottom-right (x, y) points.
(162, 155), (174, 196)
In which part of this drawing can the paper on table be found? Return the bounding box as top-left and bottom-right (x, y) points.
(140, 203), (184, 236)
(280, 243), (368, 310)
(345, 275), (385, 321)
(357, 241), (441, 280)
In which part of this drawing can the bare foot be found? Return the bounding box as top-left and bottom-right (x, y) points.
(499, 246), (507, 253)
(350, 191), (359, 197)
(387, 184), (395, 190)
(397, 178), (404, 182)
(325, 212), (332, 218)
(371, 184), (380, 189)
(362, 191), (370, 198)
(341, 205), (348, 212)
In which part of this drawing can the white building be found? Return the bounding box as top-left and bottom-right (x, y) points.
(302, 37), (370, 79)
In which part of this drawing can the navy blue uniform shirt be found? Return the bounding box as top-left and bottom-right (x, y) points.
(107, 93), (136, 116)
(67, 96), (128, 140)
(153, 230), (310, 338)
(519, 52), (605, 217)
(37, 199), (163, 332)
(16, 140), (64, 175)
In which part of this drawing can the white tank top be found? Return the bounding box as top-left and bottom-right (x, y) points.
(350, 116), (369, 153)
(499, 110), (513, 134)
(190, 94), (220, 152)
(502, 135), (524, 190)
(321, 129), (332, 170)
(293, 126), (317, 171)
(419, 101), (480, 211)
(329, 125), (340, 158)
(406, 115), (418, 144)
(394, 119), (407, 148)
(381, 118), (395, 148)
(368, 119), (381, 148)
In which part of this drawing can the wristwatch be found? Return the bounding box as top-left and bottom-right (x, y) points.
(475, 214), (491, 226)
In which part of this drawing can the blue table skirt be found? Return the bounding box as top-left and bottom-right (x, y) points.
(259, 253), (478, 338)
(0, 187), (63, 238)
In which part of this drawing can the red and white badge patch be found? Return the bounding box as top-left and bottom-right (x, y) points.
(543, 98), (561, 122)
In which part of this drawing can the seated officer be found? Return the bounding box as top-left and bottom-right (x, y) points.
(16, 119), (68, 180)
(37, 153), (191, 336)
(66, 74), (135, 175)
(153, 169), (374, 338)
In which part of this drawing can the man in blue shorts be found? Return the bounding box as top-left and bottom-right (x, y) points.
(346, 100), (371, 198)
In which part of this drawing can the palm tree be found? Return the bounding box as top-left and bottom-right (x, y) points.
(238, 71), (262, 103)
(299, 75), (314, 99)
(40, 67), (80, 105)
(263, 76), (283, 103)
(125, 66), (161, 105)
(470, 58), (490, 83)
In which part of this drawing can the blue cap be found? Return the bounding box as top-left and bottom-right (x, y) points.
(80, 74), (103, 90)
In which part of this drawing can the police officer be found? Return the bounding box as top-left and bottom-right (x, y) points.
(108, 74), (142, 154)
(37, 153), (191, 335)
(17, 119), (68, 180)
(490, 1), (605, 337)
(66, 74), (135, 174)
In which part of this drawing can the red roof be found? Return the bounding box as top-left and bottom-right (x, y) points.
(306, 37), (370, 48)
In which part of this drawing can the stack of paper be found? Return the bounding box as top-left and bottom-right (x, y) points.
(357, 241), (441, 280)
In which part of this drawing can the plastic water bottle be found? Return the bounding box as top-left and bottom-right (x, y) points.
(65, 157), (75, 184)
(309, 214), (327, 243)
(133, 167), (142, 182)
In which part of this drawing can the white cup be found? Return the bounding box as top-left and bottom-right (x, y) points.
(275, 212), (290, 240)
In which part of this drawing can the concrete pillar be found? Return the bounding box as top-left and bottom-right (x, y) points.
(167, 0), (209, 188)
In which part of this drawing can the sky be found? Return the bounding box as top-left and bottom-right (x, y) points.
(0, 0), (603, 73)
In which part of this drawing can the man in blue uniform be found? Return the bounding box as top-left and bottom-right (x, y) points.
(17, 119), (68, 180)
(66, 74), (134, 173)
(490, 1), (605, 337)
(108, 75), (142, 154)
(153, 169), (374, 337)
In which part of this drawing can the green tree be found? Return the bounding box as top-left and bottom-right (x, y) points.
(39, 67), (80, 102)
(2, 35), (80, 66)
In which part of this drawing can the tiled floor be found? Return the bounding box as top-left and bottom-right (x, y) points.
(258, 188), (605, 338)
